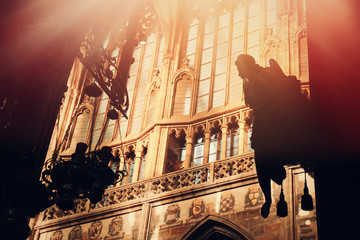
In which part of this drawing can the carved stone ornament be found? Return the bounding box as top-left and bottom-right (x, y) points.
(165, 203), (181, 224)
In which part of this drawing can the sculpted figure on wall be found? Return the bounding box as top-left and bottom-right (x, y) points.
(235, 54), (315, 218)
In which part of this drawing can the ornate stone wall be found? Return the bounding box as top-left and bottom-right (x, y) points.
(34, 1), (315, 239)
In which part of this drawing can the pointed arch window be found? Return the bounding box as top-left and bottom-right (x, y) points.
(299, 35), (309, 82)
(173, 77), (192, 116)
(69, 108), (91, 149)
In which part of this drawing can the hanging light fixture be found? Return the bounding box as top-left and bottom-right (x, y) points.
(301, 172), (314, 211)
(107, 107), (119, 120)
(41, 142), (127, 210)
(276, 184), (288, 217)
(83, 82), (102, 98)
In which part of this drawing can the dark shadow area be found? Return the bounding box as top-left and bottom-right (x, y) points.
(235, 54), (317, 219)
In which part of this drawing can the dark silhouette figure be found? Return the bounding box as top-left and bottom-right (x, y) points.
(235, 54), (315, 218)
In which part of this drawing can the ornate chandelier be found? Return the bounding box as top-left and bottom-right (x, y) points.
(42, 143), (127, 210)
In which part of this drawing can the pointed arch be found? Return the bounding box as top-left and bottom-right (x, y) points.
(66, 103), (94, 151)
(170, 68), (196, 116)
(144, 75), (160, 129)
(181, 215), (255, 240)
(292, 27), (308, 81)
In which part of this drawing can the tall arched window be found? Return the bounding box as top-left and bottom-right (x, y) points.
(185, 1), (265, 113)
(173, 78), (192, 115)
(130, 33), (156, 134)
(299, 35), (309, 82)
(70, 108), (91, 149)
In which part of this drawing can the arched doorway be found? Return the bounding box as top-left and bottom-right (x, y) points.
(181, 215), (255, 240)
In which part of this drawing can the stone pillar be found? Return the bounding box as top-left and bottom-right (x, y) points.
(132, 141), (143, 183)
(132, 155), (142, 183)
(203, 130), (211, 164)
(238, 122), (245, 154)
(116, 155), (126, 187)
(221, 126), (228, 159)
(184, 135), (194, 168)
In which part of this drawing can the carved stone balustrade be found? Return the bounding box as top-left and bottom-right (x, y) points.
(40, 152), (255, 223)
(214, 153), (255, 179)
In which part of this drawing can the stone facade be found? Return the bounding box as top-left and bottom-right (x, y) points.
(32, 0), (316, 239)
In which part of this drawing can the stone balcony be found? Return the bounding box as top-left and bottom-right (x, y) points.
(39, 152), (255, 225)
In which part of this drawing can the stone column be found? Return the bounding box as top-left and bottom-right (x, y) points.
(132, 154), (142, 183)
(116, 155), (126, 187)
(184, 135), (194, 168)
(203, 130), (211, 164)
(132, 142), (143, 183)
(221, 126), (228, 159)
(238, 122), (245, 154)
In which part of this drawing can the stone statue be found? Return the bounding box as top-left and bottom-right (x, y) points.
(235, 54), (314, 218)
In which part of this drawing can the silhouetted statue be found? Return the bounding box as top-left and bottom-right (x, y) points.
(235, 54), (314, 218)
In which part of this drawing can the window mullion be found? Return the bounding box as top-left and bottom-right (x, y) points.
(208, 15), (220, 111)
(127, 46), (146, 135)
(191, 20), (205, 117)
(226, 9), (235, 106)
(243, 1), (250, 53)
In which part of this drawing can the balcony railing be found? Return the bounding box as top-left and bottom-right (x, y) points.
(41, 152), (255, 222)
